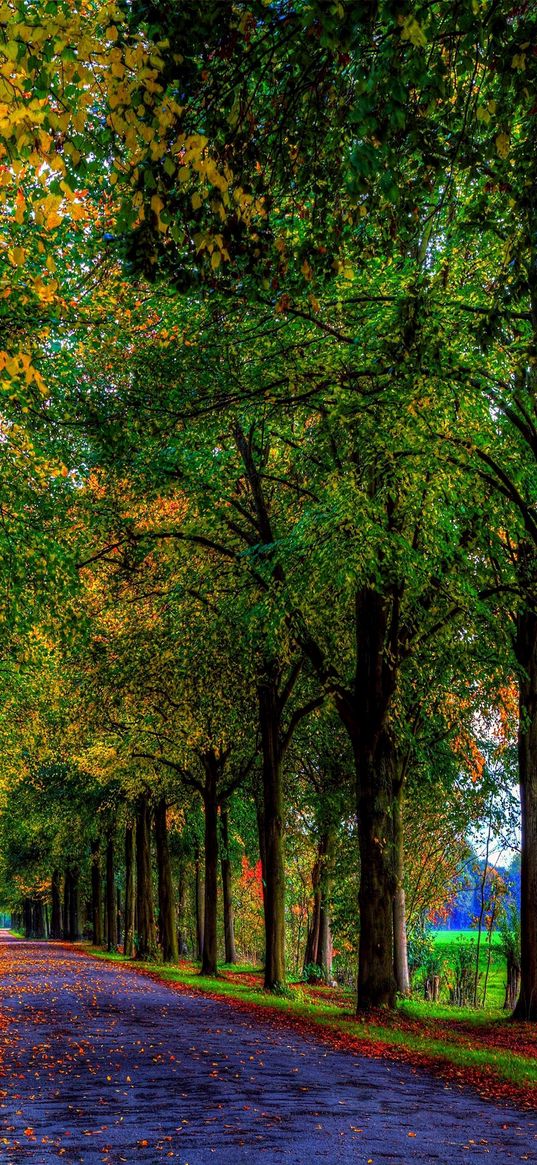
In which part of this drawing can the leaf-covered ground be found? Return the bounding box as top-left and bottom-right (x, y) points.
(87, 952), (537, 1113)
(2, 934), (537, 1163)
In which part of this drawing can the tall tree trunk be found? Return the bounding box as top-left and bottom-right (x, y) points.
(154, 798), (178, 963)
(34, 900), (45, 940)
(513, 606), (537, 1019)
(354, 733), (396, 1009)
(50, 869), (62, 940)
(177, 854), (188, 956)
(124, 822), (135, 957)
(63, 869), (71, 939)
(393, 783), (410, 996)
(69, 868), (80, 940)
(255, 794), (268, 970)
(318, 831), (334, 978)
(220, 803), (237, 964)
(349, 588), (398, 1011)
(90, 839), (103, 946)
(117, 886), (122, 947)
(195, 846), (204, 960)
(135, 793), (156, 959)
(201, 756), (219, 975)
(106, 832), (117, 951)
(258, 674), (286, 989)
(304, 854), (322, 969)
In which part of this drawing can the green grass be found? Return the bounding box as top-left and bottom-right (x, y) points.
(431, 928), (506, 1009)
(84, 944), (536, 1103)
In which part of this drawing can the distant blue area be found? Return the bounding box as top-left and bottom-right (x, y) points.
(436, 858), (520, 931)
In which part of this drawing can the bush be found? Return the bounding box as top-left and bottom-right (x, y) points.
(449, 937), (476, 1006)
(303, 961), (324, 984)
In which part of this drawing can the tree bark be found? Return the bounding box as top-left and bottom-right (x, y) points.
(117, 886), (122, 948)
(135, 793), (156, 959)
(154, 798), (178, 963)
(90, 839), (103, 946)
(220, 803), (237, 964)
(505, 958), (522, 1011)
(393, 784), (410, 996)
(348, 588), (398, 1011)
(177, 854), (188, 956)
(34, 900), (46, 940)
(50, 869), (62, 940)
(106, 832), (117, 951)
(63, 869), (71, 939)
(304, 854), (321, 970)
(354, 733), (397, 1009)
(201, 755), (219, 975)
(68, 868), (80, 940)
(318, 832), (334, 977)
(195, 846), (204, 960)
(513, 606), (537, 1018)
(258, 673), (286, 989)
(124, 822), (135, 957)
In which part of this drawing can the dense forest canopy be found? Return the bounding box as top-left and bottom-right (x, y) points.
(0, 0), (536, 1015)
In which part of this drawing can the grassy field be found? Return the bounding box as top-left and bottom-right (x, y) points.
(427, 928), (506, 1009)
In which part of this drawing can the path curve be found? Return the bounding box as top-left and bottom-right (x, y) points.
(0, 933), (536, 1163)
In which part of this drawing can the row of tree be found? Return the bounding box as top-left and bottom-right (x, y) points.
(0, 1), (535, 1013)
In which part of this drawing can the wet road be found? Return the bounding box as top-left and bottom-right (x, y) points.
(0, 934), (536, 1163)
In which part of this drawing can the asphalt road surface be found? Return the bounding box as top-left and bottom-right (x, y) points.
(0, 933), (536, 1164)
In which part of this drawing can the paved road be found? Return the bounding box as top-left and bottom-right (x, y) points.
(0, 934), (536, 1163)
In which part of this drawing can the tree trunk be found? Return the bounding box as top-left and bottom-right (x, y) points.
(201, 757), (219, 975)
(258, 674), (286, 989)
(304, 855), (321, 970)
(124, 822), (135, 957)
(34, 900), (46, 940)
(393, 786), (410, 996)
(355, 733), (397, 1009)
(69, 868), (80, 940)
(177, 854), (188, 956)
(513, 606), (537, 1019)
(505, 957), (522, 1011)
(23, 898), (32, 938)
(195, 846), (204, 960)
(154, 798), (178, 963)
(63, 870), (71, 939)
(318, 832), (334, 978)
(255, 795), (267, 969)
(220, 803), (237, 964)
(90, 839), (103, 946)
(348, 588), (398, 1011)
(135, 794), (156, 959)
(117, 886), (122, 948)
(50, 869), (62, 940)
(106, 832), (117, 951)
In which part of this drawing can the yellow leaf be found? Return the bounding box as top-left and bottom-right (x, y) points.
(210, 249), (221, 269)
(191, 191), (202, 210)
(495, 132), (510, 159)
(400, 15), (427, 48)
(151, 193), (164, 215)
